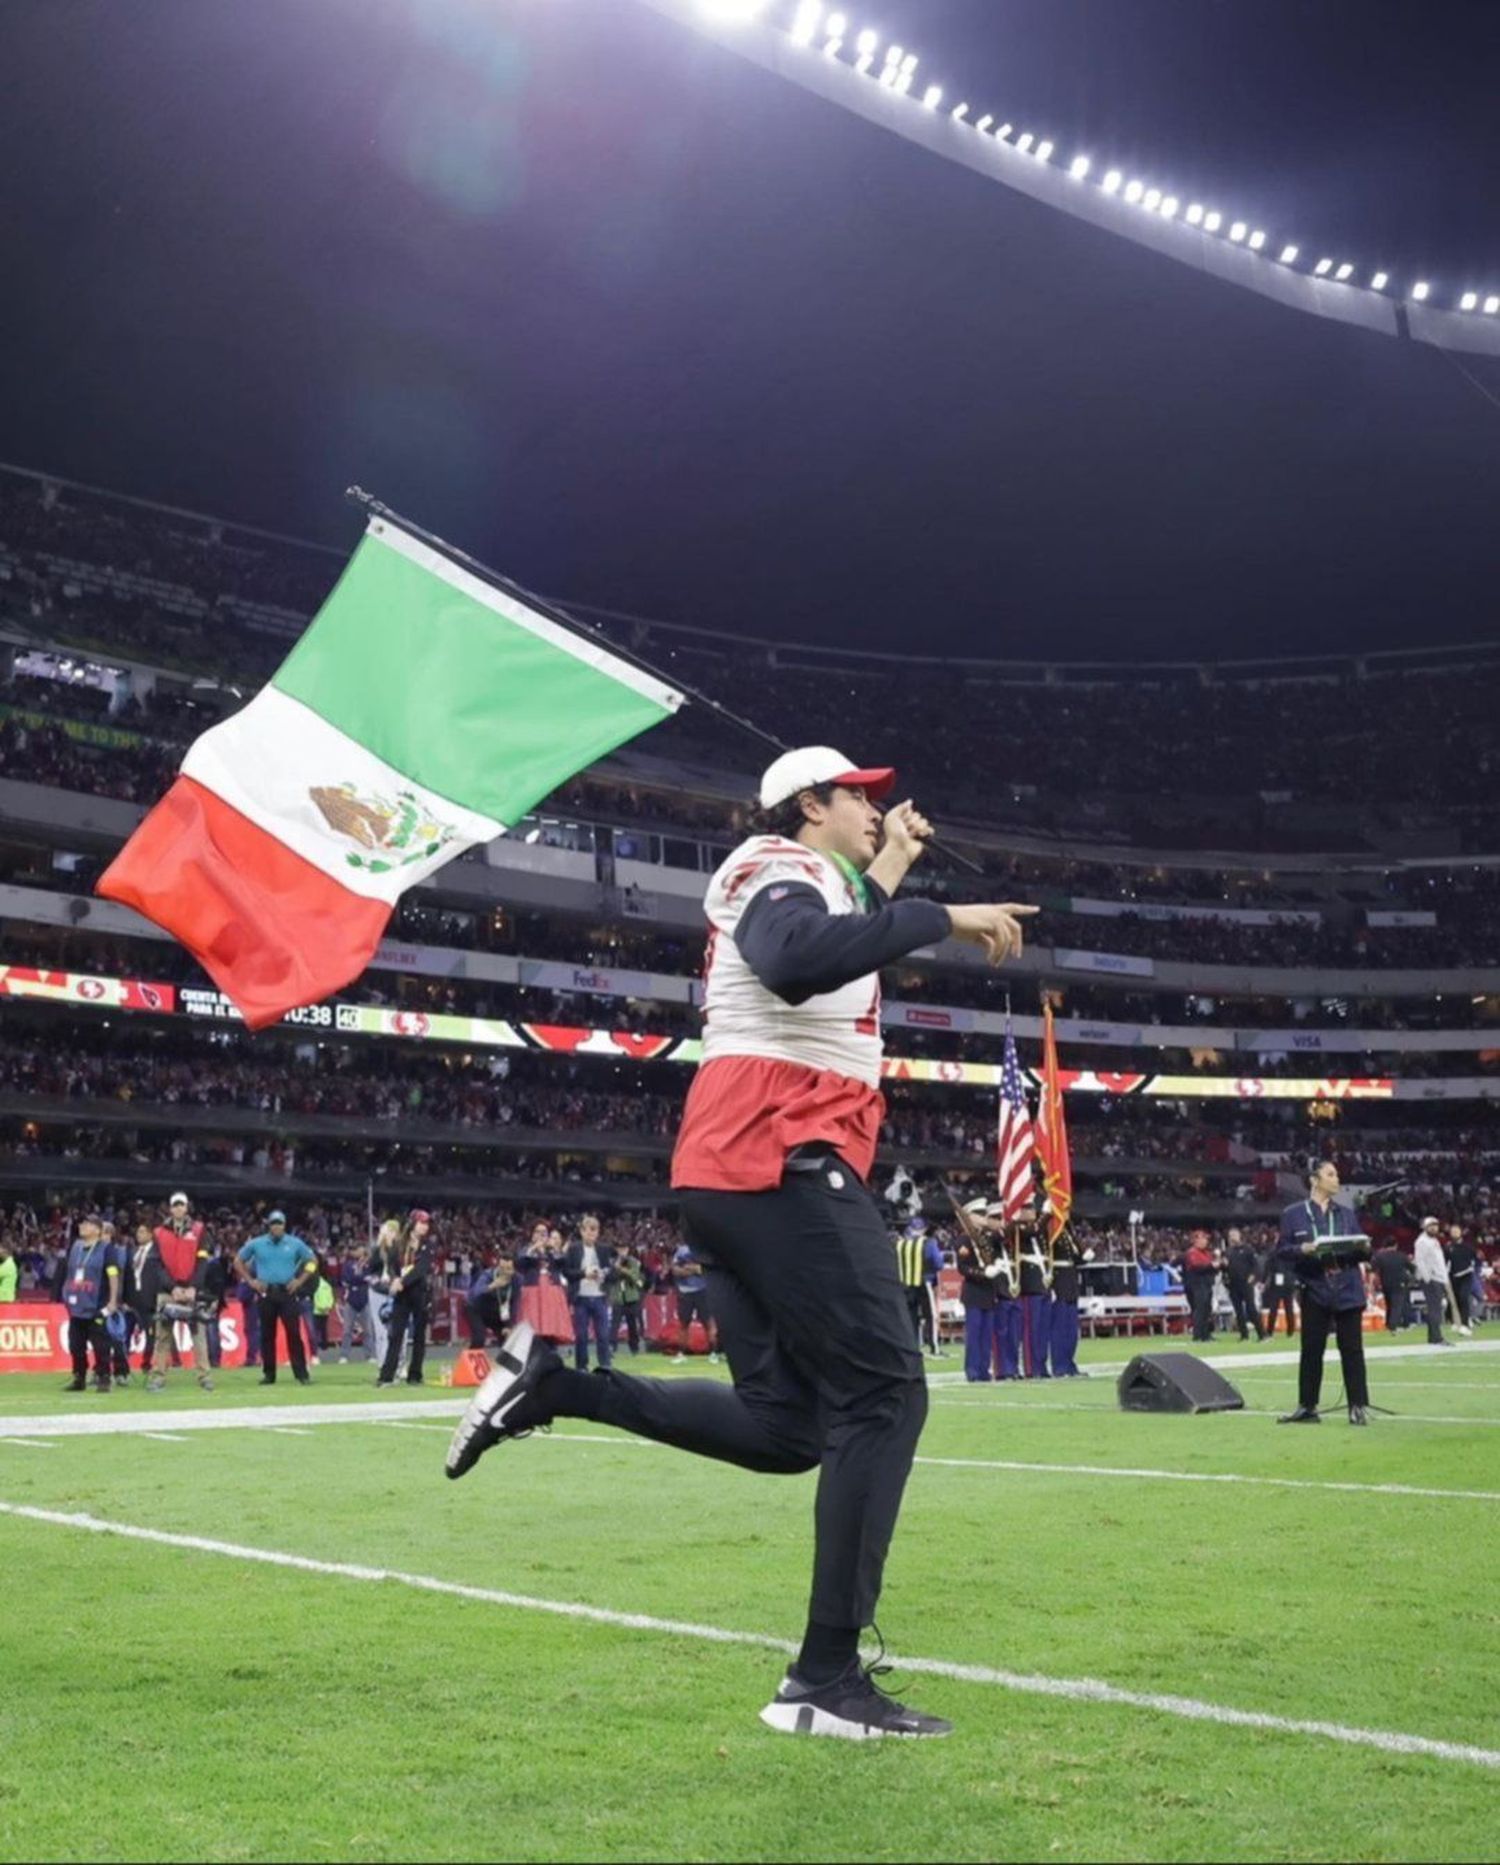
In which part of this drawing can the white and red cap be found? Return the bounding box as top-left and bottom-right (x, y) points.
(758, 746), (896, 811)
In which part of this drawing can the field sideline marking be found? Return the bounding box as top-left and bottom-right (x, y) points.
(930, 1397), (1500, 1426)
(1, 1499), (1497, 1773)
(0, 1437), (57, 1449)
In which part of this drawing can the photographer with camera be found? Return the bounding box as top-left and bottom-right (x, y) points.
(236, 1211), (317, 1386)
(148, 1192), (214, 1394)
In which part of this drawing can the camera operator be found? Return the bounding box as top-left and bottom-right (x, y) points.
(1276, 1162), (1372, 1428)
(149, 1192), (214, 1394)
(61, 1212), (122, 1393)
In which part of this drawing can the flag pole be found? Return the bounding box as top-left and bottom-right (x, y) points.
(343, 486), (985, 875)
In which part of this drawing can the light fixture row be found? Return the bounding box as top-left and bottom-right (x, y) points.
(767, 0), (1488, 314)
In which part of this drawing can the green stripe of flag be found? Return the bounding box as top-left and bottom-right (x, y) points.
(272, 520), (681, 825)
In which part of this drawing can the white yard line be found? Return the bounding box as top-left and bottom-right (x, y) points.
(0, 1498), (1495, 1772)
(141, 1432), (190, 1443)
(0, 1437), (57, 1449)
(914, 1454), (1500, 1503)
(927, 1339), (1500, 1384)
(0, 1400), (465, 1440)
(928, 1394), (1500, 1426)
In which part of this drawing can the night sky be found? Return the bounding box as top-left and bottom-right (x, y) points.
(3, 0), (1499, 661)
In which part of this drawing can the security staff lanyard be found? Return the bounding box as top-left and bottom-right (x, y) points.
(1304, 1200), (1339, 1241)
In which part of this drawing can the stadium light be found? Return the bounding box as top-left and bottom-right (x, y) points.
(789, 0), (821, 41)
(656, 3), (1500, 353)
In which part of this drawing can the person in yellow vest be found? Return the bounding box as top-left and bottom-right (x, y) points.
(0, 1242), (17, 1305)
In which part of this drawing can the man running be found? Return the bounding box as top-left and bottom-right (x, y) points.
(447, 745), (1034, 1738)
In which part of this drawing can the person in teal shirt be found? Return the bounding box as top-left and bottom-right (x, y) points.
(236, 1212), (317, 1386)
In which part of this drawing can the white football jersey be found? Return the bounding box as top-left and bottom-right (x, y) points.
(699, 836), (883, 1086)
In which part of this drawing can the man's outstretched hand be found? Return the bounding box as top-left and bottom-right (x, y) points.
(946, 902), (1039, 965)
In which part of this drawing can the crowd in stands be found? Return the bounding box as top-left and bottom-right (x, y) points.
(4, 462), (1500, 829)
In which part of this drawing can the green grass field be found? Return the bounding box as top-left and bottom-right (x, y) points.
(2, 1332), (1497, 1863)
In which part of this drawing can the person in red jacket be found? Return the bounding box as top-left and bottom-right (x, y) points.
(1181, 1231), (1220, 1344)
(148, 1191), (213, 1392)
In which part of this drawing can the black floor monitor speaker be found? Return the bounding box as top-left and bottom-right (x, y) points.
(1117, 1352), (1245, 1414)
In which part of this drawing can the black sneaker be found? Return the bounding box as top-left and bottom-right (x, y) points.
(62, 1379), (86, 1393)
(258, 1376), (276, 1387)
(445, 1322), (561, 1480)
(1277, 1406), (1321, 1424)
(760, 1659), (953, 1741)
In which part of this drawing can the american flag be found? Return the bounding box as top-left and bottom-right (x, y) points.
(996, 1019), (1038, 1224)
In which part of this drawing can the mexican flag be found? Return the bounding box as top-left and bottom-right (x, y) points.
(98, 515), (682, 1029)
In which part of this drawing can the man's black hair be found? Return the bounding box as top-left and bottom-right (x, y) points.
(749, 781), (837, 841)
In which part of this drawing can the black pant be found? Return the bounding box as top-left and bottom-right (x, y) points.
(1227, 1276), (1264, 1340)
(1453, 1275), (1476, 1328)
(1186, 1278), (1215, 1342)
(1380, 1281), (1409, 1331)
(259, 1286), (309, 1382)
(466, 1290), (506, 1348)
(612, 1299), (643, 1354)
(67, 1315), (109, 1385)
(1421, 1280), (1448, 1343)
(134, 1304), (155, 1371)
(381, 1290), (428, 1384)
(903, 1285), (927, 1348)
(545, 1155), (928, 1629)
(1264, 1285), (1297, 1337)
(1298, 1300), (1369, 1409)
